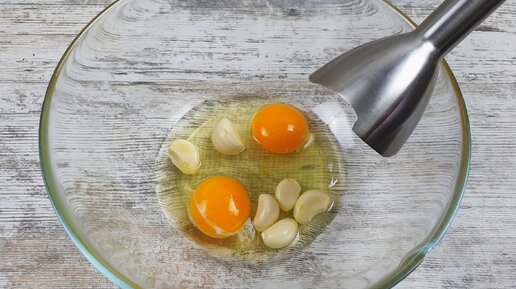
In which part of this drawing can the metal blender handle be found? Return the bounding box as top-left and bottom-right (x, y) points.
(418, 0), (506, 58)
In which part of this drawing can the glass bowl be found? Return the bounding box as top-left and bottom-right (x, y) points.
(39, 0), (470, 288)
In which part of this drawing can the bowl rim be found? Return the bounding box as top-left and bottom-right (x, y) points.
(38, 1), (471, 288)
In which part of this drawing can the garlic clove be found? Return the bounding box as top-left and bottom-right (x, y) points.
(293, 190), (333, 225)
(212, 118), (245, 155)
(253, 194), (280, 232)
(275, 178), (301, 211)
(261, 218), (298, 249)
(168, 139), (201, 175)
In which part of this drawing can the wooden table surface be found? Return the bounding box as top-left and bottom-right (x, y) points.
(0, 0), (515, 288)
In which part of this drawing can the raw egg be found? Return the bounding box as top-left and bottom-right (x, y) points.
(251, 103), (310, 154)
(188, 176), (251, 238)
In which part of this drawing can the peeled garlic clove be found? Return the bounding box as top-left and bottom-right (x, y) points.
(168, 139), (201, 175)
(261, 218), (298, 249)
(275, 178), (301, 211)
(293, 190), (332, 225)
(253, 194), (280, 232)
(212, 118), (245, 155)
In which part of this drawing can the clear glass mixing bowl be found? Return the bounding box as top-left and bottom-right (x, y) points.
(40, 0), (470, 288)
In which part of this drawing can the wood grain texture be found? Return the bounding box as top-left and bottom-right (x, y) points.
(0, 0), (515, 289)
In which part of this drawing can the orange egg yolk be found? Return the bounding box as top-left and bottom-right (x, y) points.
(188, 176), (251, 238)
(251, 103), (310, 154)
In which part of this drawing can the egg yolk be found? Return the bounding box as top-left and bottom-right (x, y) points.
(188, 176), (251, 238)
(251, 103), (310, 154)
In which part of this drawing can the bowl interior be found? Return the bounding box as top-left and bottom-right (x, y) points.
(41, 0), (469, 288)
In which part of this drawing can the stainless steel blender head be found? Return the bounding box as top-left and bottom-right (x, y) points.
(310, 0), (505, 156)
